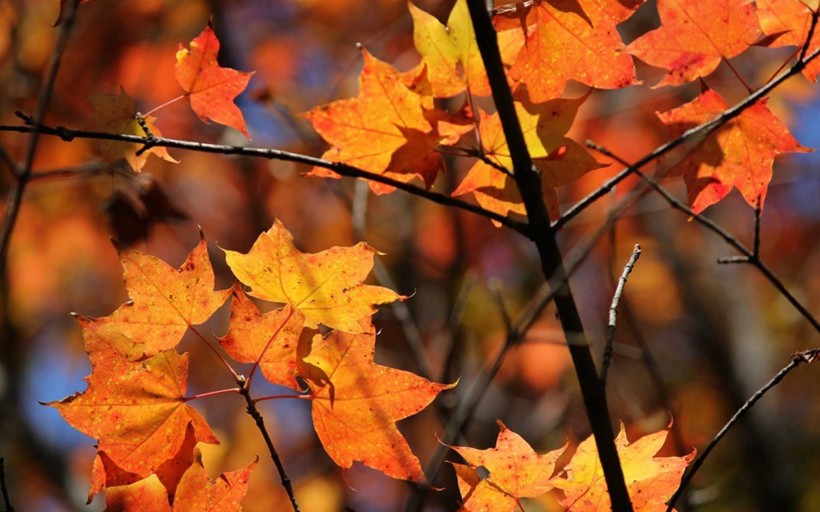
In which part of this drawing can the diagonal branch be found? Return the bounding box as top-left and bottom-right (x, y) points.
(0, 120), (529, 235)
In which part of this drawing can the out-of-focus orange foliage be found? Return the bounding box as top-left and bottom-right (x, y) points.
(657, 89), (809, 213)
(758, 0), (820, 81)
(175, 23), (254, 138)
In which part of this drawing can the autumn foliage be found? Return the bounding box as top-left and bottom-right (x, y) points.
(1, 0), (819, 511)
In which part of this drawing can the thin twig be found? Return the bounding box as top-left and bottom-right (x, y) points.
(554, 43), (820, 231)
(0, 0), (81, 270)
(586, 142), (820, 333)
(0, 120), (529, 235)
(666, 348), (820, 511)
(0, 458), (13, 512)
(601, 244), (642, 387)
(240, 380), (300, 512)
(753, 199), (762, 259)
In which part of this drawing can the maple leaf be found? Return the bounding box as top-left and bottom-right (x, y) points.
(176, 23), (255, 139)
(103, 450), (254, 512)
(47, 348), (219, 479)
(223, 219), (402, 334)
(627, 0), (761, 87)
(505, 0), (640, 102)
(218, 285), (305, 389)
(87, 424), (198, 503)
(82, 232), (230, 360)
(86, 88), (178, 172)
(552, 424), (695, 511)
(409, 0), (493, 97)
(301, 330), (454, 481)
(54, 0), (90, 26)
(449, 420), (565, 512)
(657, 89), (809, 213)
(302, 49), (443, 194)
(451, 95), (604, 221)
(758, 0), (820, 81)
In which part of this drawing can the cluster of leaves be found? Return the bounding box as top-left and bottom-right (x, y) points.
(41, 0), (820, 510)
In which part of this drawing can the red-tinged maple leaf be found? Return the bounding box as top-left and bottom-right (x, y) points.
(176, 23), (255, 139)
(627, 0), (761, 87)
(218, 285), (305, 389)
(223, 219), (402, 334)
(449, 420), (565, 512)
(409, 0), (497, 97)
(758, 0), (820, 81)
(104, 450), (254, 512)
(81, 232), (230, 360)
(87, 424), (198, 503)
(657, 89), (810, 213)
(54, 0), (90, 26)
(301, 331), (454, 482)
(86, 88), (178, 172)
(551, 424), (695, 511)
(47, 349), (219, 479)
(506, 0), (639, 102)
(451, 95), (604, 222)
(302, 49), (443, 194)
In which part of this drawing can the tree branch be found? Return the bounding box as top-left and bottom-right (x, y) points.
(0, 119), (530, 235)
(0, 458), (13, 512)
(464, 2), (633, 510)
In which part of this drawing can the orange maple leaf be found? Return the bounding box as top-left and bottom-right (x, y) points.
(301, 330), (454, 482)
(758, 0), (820, 81)
(627, 0), (761, 87)
(47, 346), (219, 480)
(176, 23), (255, 139)
(81, 233), (230, 360)
(219, 285), (305, 389)
(104, 450), (254, 512)
(451, 95), (604, 222)
(302, 49), (444, 194)
(657, 89), (810, 213)
(87, 424), (199, 503)
(505, 0), (640, 102)
(449, 420), (565, 512)
(552, 424), (695, 511)
(223, 219), (402, 334)
(86, 88), (178, 172)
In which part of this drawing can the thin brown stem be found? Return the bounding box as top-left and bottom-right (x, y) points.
(0, 458), (13, 512)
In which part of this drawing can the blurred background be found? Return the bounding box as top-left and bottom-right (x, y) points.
(0, 0), (818, 510)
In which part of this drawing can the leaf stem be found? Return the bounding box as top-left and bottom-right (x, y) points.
(184, 387), (241, 402)
(252, 393), (307, 404)
(190, 326), (241, 381)
(142, 94), (187, 118)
